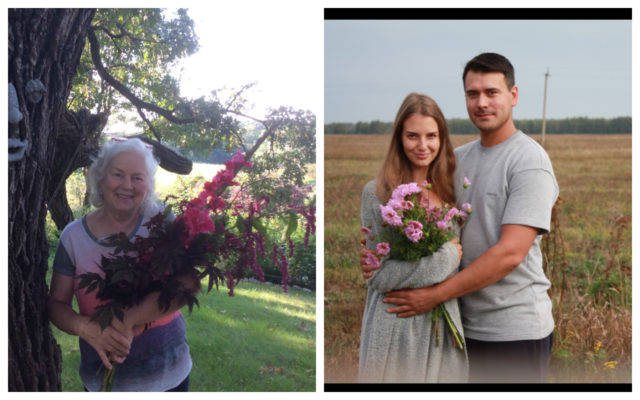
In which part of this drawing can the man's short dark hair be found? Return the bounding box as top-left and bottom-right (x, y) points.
(463, 53), (515, 89)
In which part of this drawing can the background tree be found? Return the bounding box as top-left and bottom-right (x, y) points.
(8, 8), (315, 391)
(325, 116), (632, 135)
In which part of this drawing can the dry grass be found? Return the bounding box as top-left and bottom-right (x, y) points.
(324, 133), (631, 383)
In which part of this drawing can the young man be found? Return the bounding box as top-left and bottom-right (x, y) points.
(362, 53), (559, 383)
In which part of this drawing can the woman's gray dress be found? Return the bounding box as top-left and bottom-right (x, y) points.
(358, 180), (469, 383)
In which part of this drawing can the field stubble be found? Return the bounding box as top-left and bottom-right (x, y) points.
(324, 133), (631, 383)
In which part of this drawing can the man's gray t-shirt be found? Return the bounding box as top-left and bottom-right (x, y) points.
(454, 131), (559, 341)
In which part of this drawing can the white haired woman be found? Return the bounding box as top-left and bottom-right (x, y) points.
(48, 138), (196, 391)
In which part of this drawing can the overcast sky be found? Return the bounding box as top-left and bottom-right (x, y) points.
(325, 18), (632, 123)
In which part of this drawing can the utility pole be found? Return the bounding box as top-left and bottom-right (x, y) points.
(541, 68), (550, 147)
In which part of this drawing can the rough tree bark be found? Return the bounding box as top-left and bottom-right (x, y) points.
(8, 9), (96, 391)
(47, 108), (107, 230)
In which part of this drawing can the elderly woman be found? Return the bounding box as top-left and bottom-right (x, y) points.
(48, 138), (195, 391)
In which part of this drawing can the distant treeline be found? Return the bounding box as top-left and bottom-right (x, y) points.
(325, 116), (631, 134)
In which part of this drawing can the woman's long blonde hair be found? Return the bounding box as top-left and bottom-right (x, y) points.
(377, 93), (456, 204)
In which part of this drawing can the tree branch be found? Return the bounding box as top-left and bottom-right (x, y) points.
(92, 26), (125, 54)
(132, 134), (193, 175)
(244, 120), (281, 162)
(224, 82), (256, 113)
(134, 104), (162, 141)
(87, 27), (195, 125)
(226, 109), (265, 126)
(93, 23), (160, 45)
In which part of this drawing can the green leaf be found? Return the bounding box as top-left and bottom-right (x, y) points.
(212, 214), (228, 228)
(164, 205), (173, 218)
(111, 268), (129, 284)
(86, 281), (99, 295)
(252, 218), (269, 242)
(282, 212), (298, 241)
(99, 308), (112, 331)
(235, 216), (246, 234)
(78, 273), (101, 290)
(113, 307), (124, 323)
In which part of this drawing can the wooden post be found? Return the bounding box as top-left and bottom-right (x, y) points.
(541, 68), (550, 147)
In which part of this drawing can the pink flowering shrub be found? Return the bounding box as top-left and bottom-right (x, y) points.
(227, 178), (316, 289)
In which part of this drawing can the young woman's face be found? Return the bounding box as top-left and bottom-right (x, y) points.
(100, 151), (149, 215)
(401, 113), (441, 174)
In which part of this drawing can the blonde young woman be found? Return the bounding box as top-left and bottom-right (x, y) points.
(358, 93), (468, 383)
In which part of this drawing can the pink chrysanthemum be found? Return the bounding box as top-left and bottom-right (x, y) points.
(376, 242), (391, 255)
(365, 251), (381, 268)
(436, 220), (448, 231)
(380, 205), (403, 226)
(445, 207), (460, 222)
(391, 182), (422, 202)
(404, 220), (423, 243)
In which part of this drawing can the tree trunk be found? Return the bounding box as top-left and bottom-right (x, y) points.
(47, 109), (106, 230)
(8, 9), (96, 391)
(48, 185), (75, 232)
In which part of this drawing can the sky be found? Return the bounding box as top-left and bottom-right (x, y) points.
(325, 16), (632, 123)
(172, 3), (321, 119)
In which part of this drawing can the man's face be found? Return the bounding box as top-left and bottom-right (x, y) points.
(464, 71), (518, 135)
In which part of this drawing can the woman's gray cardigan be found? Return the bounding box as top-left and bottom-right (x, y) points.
(358, 180), (469, 383)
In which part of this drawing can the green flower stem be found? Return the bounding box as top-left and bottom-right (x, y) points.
(432, 304), (464, 350)
(439, 304), (464, 350)
(98, 356), (116, 392)
(431, 306), (440, 347)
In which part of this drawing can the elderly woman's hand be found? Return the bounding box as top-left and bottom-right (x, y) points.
(78, 317), (134, 369)
(109, 317), (146, 341)
(103, 270), (203, 345)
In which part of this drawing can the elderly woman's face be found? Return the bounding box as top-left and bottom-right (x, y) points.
(101, 151), (149, 215)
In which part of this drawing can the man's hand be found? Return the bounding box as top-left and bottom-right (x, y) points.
(383, 286), (440, 318)
(449, 237), (463, 260)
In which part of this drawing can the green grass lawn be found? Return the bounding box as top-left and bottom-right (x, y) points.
(155, 162), (225, 194)
(51, 280), (316, 391)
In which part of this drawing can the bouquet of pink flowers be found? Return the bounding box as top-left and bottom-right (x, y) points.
(361, 178), (472, 349)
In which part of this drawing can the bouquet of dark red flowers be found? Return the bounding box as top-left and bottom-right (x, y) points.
(79, 151), (306, 390)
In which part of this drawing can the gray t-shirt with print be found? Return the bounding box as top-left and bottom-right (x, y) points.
(454, 131), (559, 341)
